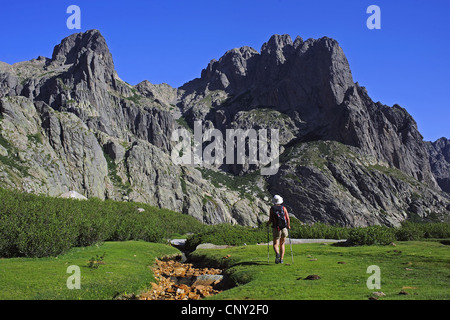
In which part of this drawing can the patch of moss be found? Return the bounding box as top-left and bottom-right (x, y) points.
(102, 148), (132, 196)
(197, 167), (269, 201)
(27, 133), (43, 144)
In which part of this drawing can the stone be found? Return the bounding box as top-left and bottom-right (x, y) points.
(59, 190), (87, 200)
(0, 145), (7, 157)
(191, 275), (224, 287)
(372, 291), (386, 297)
(304, 275), (321, 280)
(104, 140), (125, 162)
(426, 137), (450, 193)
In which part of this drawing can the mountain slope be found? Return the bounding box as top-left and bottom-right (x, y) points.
(0, 30), (448, 227)
(427, 137), (450, 193)
(176, 34), (449, 225)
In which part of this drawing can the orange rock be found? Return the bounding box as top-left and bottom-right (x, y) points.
(194, 285), (206, 292)
(188, 291), (200, 300)
(143, 258), (224, 300)
(178, 284), (190, 292)
(174, 267), (185, 277)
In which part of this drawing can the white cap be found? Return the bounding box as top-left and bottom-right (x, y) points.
(272, 195), (283, 205)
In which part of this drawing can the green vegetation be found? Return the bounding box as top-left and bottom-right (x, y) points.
(0, 241), (179, 300)
(190, 240), (450, 300)
(367, 164), (421, 186)
(125, 88), (142, 104)
(56, 77), (71, 91)
(102, 148), (132, 196)
(185, 224), (267, 251)
(2, 183), (448, 259)
(1, 185), (449, 300)
(27, 133), (43, 144)
(280, 140), (357, 170)
(198, 167), (270, 200)
(347, 225), (396, 245)
(185, 219), (450, 249)
(175, 116), (192, 132)
(0, 187), (207, 258)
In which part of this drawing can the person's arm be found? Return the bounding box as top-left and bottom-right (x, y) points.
(284, 207), (290, 229)
(267, 208), (274, 226)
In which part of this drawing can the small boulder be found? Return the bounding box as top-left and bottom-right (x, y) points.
(59, 190), (87, 200)
(304, 275), (321, 280)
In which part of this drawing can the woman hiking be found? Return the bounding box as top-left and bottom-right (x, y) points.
(267, 195), (290, 264)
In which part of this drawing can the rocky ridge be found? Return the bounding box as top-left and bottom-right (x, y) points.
(426, 137), (450, 194)
(0, 30), (449, 227)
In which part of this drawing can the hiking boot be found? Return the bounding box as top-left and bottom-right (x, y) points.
(275, 253), (280, 264)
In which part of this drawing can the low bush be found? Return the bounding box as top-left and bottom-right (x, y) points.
(289, 220), (350, 240)
(185, 224), (267, 251)
(346, 225), (396, 246)
(0, 187), (207, 258)
(186, 218), (450, 249)
(395, 221), (450, 241)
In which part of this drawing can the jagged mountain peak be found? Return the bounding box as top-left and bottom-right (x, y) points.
(261, 34), (293, 52)
(50, 29), (112, 66)
(183, 33), (353, 98)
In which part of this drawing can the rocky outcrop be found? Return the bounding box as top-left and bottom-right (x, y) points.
(178, 35), (437, 189)
(427, 137), (450, 193)
(269, 141), (449, 226)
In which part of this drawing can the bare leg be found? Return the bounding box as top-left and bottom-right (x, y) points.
(280, 236), (286, 261)
(273, 237), (280, 255)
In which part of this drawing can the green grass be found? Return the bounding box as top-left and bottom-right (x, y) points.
(190, 240), (450, 300)
(1, 239), (448, 300)
(0, 241), (179, 300)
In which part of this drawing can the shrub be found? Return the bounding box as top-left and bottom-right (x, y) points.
(185, 224), (266, 251)
(289, 220), (350, 240)
(395, 221), (450, 241)
(0, 187), (206, 258)
(347, 225), (396, 246)
(394, 221), (425, 241)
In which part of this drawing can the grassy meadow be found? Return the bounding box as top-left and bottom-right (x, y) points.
(191, 240), (450, 300)
(0, 241), (179, 300)
(0, 187), (449, 300)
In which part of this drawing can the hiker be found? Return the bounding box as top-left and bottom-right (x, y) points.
(267, 195), (290, 264)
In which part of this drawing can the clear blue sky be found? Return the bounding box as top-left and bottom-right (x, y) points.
(0, 0), (449, 141)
